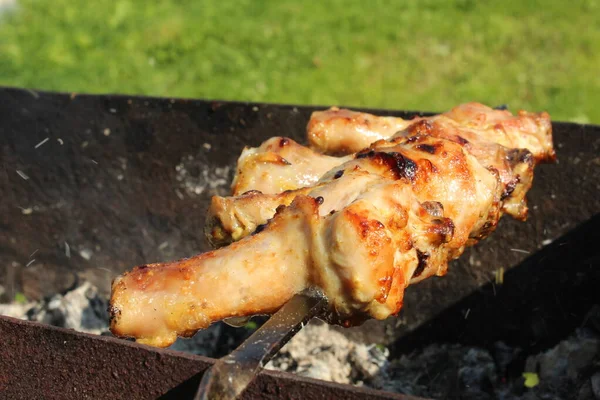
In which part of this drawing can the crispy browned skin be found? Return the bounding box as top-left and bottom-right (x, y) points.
(307, 107), (420, 155)
(232, 103), (553, 201)
(109, 104), (554, 348)
(205, 187), (313, 248)
(110, 112), (554, 347)
(232, 136), (349, 196)
(110, 202), (311, 347)
(206, 111), (551, 247)
(386, 117), (541, 220)
(308, 103), (555, 162)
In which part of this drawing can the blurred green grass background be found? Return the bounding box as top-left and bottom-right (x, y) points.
(1, 0), (598, 123)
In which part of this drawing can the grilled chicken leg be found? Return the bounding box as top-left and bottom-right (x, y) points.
(308, 102), (554, 161)
(206, 116), (549, 247)
(230, 103), (553, 201)
(110, 200), (312, 347)
(307, 107), (421, 155)
(110, 134), (517, 348)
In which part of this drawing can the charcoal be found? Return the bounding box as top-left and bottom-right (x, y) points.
(591, 371), (600, 399)
(584, 305), (600, 335)
(528, 330), (599, 382)
(169, 324), (223, 357)
(2, 282), (600, 399)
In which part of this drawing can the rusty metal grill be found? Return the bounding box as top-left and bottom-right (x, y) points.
(1, 87), (598, 399)
(0, 315), (420, 399)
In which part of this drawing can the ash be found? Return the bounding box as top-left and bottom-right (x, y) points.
(0, 282), (109, 335)
(175, 155), (233, 197)
(266, 320), (389, 387)
(0, 281), (226, 357)
(1, 282), (599, 399)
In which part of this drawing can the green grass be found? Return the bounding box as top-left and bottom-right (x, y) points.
(1, 0), (598, 123)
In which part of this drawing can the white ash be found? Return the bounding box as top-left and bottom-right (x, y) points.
(79, 248), (93, 261)
(591, 372), (600, 399)
(266, 320), (389, 387)
(175, 155), (233, 196)
(34, 137), (50, 149)
(0, 281), (109, 335)
(527, 329), (599, 382)
(520, 326), (600, 400)
(0, 281), (226, 357)
(0, 301), (37, 320)
(16, 169), (29, 180)
(28, 281), (109, 335)
(1, 280), (599, 399)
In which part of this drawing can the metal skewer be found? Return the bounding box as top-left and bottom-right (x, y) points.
(194, 293), (327, 400)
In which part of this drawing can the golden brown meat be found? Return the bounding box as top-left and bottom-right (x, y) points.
(110, 129), (547, 347)
(109, 200), (311, 347)
(231, 136), (349, 196)
(205, 171), (384, 248)
(233, 103), (553, 199)
(205, 187), (313, 248)
(307, 107), (420, 155)
(384, 117), (542, 220)
(206, 114), (549, 247)
(308, 103), (554, 162)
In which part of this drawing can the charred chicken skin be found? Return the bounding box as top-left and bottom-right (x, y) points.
(227, 103), (552, 203)
(308, 102), (554, 161)
(109, 103), (554, 348)
(207, 105), (554, 247)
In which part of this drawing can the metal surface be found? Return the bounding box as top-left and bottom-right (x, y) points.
(391, 212), (600, 358)
(1, 86), (599, 346)
(0, 315), (422, 400)
(196, 293), (326, 400)
(0, 87), (599, 398)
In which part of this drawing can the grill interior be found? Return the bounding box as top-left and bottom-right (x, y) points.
(1, 87), (598, 399)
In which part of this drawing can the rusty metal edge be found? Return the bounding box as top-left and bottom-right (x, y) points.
(0, 315), (426, 400)
(4, 85), (600, 128)
(0, 85), (436, 119)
